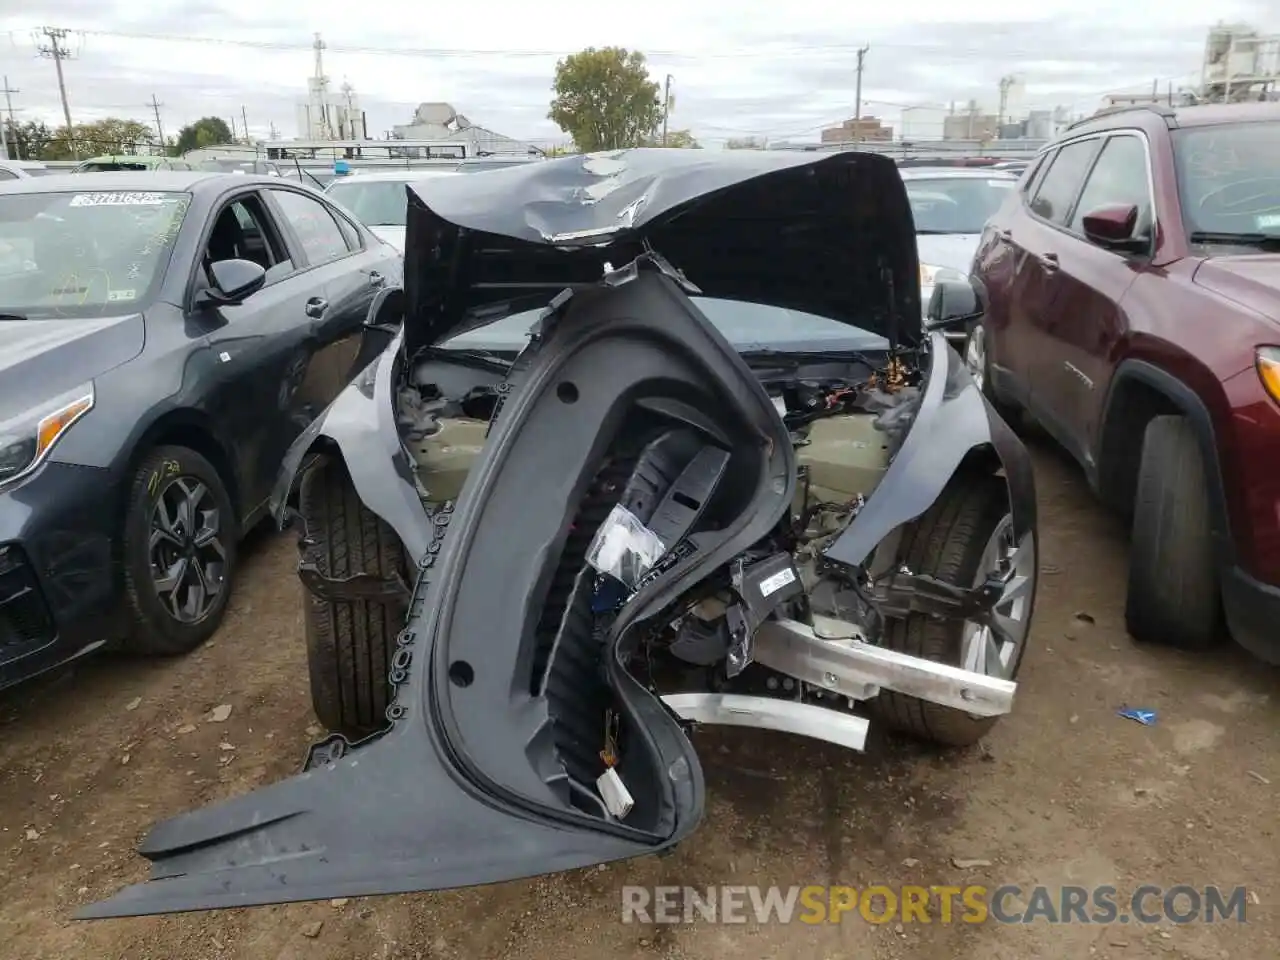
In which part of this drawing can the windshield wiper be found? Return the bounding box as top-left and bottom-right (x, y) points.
(1189, 231), (1280, 249)
(0, 312), (29, 322)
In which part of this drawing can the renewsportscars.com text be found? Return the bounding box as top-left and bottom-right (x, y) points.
(621, 884), (1248, 925)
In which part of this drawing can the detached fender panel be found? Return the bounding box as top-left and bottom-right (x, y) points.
(268, 337), (434, 562)
(83, 269), (795, 918)
(823, 332), (1037, 569)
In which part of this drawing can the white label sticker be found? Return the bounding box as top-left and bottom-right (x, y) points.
(107, 289), (137, 301)
(69, 192), (168, 207)
(758, 566), (797, 598)
(772, 395), (787, 416)
(1256, 213), (1280, 230)
(988, 180), (1016, 189)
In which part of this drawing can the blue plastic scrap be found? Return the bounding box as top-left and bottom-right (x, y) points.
(1117, 706), (1157, 726)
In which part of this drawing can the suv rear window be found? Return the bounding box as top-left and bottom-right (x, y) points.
(1029, 138), (1101, 226)
(1173, 120), (1280, 238)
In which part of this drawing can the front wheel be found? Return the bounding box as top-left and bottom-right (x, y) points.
(300, 458), (409, 738)
(1124, 415), (1221, 649)
(871, 473), (1037, 747)
(120, 445), (238, 655)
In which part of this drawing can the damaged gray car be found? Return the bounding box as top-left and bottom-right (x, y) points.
(83, 148), (1038, 918)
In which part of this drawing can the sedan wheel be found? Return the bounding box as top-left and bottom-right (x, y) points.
(148, 476), (228, 624)
(121, 445), (238, 655)
(960, 514), (1035, 680)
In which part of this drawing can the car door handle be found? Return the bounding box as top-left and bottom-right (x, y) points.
(304, 297), (329, 318)
(1037, 253), (1059, 272)
(368, 271), (385, 287)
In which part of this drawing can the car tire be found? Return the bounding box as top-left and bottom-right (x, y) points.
(120, 445), (238, 656)
(871, 472), (1036, 747)
(301, 458), (408, 738)
(1124, 415), (1220, 649)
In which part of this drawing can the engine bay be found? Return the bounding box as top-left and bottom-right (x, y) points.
(393, 338), (928, 823)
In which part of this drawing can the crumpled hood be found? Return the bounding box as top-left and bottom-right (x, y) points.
(401, 148), (921, 351)
(916, 233), (982, 274)
(1192, 254), (1280, 323)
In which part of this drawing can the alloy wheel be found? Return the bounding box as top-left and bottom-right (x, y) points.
(960, 514), (1034, 680)
(148, 476), (227, 623)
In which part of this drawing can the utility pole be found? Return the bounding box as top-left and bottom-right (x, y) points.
(36, 26), (75, 155)
(241, 106), (250, 144)
(853, 45), (869, 145)
(0, 76), (16, 160)
(662, 74), (672, 146)
(148, 94), (165, 154)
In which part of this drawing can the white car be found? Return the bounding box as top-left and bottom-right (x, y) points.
(0, 158), (54, 180)
(324, 169), (461, 253)
(901, 167), (1019, 319)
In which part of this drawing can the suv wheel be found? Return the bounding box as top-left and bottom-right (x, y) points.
(300, 458), (409, 737)
(1125, 415), (1221, 649)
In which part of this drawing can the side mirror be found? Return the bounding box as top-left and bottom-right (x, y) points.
(924, 278), (982, 331)
(199, 258), (267, 307)
(1081, 203), (1148, 253)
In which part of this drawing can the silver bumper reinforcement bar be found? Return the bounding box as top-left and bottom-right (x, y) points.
(661, 692), (871, 752)
(753, 617), (1016, 718)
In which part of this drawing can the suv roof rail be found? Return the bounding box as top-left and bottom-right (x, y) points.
(1067, 103), (1176, 131)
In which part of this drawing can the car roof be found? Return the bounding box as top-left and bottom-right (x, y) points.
(1067, 100), (1280, 137)
(899, 167), (1019, 181)
(0, 170), (290, 194)
(1168, 101), (1280, 128)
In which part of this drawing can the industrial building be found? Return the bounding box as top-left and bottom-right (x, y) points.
(391, 102), (543, 156)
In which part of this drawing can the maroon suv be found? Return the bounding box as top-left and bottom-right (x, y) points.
(967, 101), (1280, 663)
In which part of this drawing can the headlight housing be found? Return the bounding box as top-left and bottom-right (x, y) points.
(0, 385), (95, 486)
(1257, 347), (1280, 406)
(920, 263), (968, 288)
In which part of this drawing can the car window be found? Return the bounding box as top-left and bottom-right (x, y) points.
(1172, 120), (1280, 241)
(904, 177), (1015, 233)
(333, 210), (362, 252)
(1029, 138), (1101, 226)
(270, 189), (350, 265)
(0, 169), (16, 181)
(325, 179), (412, 228)
(0, 188), (191, 318)
(1069, 135), (1152, 236)
(202, 194), (291, 285)
(1022, 151), (1054, 197)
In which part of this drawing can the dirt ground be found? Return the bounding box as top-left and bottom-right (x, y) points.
(0, 442), (1275, 960)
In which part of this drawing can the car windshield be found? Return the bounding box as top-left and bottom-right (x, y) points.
(439, 298), (890, 356)
(904, 176), (1016, 233)
(77, 160), (156, 172)
(1173, 120), (1280, 245)
(0, 189), (191, 319)
(326, 179), (412, 226)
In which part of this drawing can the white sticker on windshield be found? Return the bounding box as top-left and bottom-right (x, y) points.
(69, 192), (168, 207)
(988, 180), (1016, 188)
(107, 289), (138, 301)
(1256, 214), (1280, 230)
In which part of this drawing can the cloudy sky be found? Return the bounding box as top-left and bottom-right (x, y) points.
(1, 1), (1276, 147)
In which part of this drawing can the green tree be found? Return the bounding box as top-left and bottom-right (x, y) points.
(548, 47), (662, 152)
(2, 118), (57, 160)
(72, 117), (156, 156)
(645, 128), (700, 148)
(174, 116), (234, 155)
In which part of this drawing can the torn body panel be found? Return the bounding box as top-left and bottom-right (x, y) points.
(83, 268), (796, 918)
